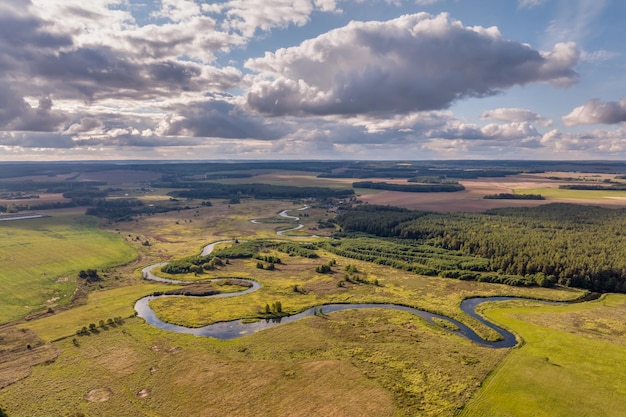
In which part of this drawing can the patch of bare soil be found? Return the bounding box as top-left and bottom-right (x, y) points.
(0, 328), (58, 389)
(166, 347), (182, 354)
(137, 388), (151, 398)
(84, 387), (113, 403)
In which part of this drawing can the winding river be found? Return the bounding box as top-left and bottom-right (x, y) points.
(249, 206), (308, 236)
(135, 229), (533, 348)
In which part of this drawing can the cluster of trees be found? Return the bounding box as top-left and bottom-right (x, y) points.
(161, 256), (224, 274)
(78, 269), (101, 282)
(256, 261), (275, 270)
(315, 259), (336, 273)
(334, 205), (429, 236)
(332, 204), (626, 292)
(264, 301), (283, 315)
(353, 181), (465, 192)
(559, 184), (626, 191)
(406, 176), (460, 184)
(276, 242), (318, 258)
(319, 236), (489, 278)
(483, 193), (544, 200)
(85, 198), (145, 221)
(166, 183), (354, 200)
(76, 317), (124, 336)
(162, 240), (320, 275)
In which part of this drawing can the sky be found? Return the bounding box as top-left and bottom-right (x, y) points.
(1, 0), (626, 161)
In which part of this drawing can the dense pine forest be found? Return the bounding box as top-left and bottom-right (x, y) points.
(333, 204), (626, 293)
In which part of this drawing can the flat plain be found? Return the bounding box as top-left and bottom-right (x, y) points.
(1, 163), (626, 417)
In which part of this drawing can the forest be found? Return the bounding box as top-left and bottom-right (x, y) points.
(352, 181), (465, 192)
(167, 183), (354, 200)
(483, 193), (545, 200)
(333, 204), (626, 292)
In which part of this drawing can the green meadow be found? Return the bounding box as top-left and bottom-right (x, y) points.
(516, 187), (626, 199)
(0, 214), (136, 324)
(458, 294), (626, 417)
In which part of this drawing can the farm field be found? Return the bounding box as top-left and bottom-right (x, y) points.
(358, 173), (626, 211)
(0, 213), (136, 324)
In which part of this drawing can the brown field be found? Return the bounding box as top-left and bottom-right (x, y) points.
(0, 193), (70, 206)
(358, 173), (626, 212)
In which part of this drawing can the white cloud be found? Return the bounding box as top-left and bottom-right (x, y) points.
(540, 126), (626, 154)
(223, 0), (339, 37)
(562, 98), (626, 126)
(544, 0), (606, 47)
(518, 0), (547, 9)
(245, 13), (579, 117)
(481, 108), (552, 127)
(580, 49), (620, 63)
(428, 121), (541, 141)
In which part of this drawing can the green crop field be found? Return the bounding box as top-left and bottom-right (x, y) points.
(0, 214), (136, 324)
(458, 294), (626, 417)
(516, 187), (626, 199)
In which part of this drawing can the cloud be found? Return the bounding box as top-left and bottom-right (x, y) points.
(481, 108), (552, 127)
(544, 0), (606, 47)
(245, 13), (579, 117)
(580, 49), (620, 63)
(562, 98), (626, 126)
(540, 126), (626, 154)
(0, 84), (68, 132)
(155, 99), (286, 140)
(518, 0), (547, 8)
(223, 0), (340, 37)
(428, 121), (541, 141)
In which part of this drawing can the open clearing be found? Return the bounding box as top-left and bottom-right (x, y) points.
(0, 213), (136, 324)
(459, 294), (626, 417)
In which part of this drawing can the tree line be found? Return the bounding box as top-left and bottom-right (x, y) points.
(483, 193), (544, 200)
(167, 183), (354, 200)
(353, 181), (465, 192)
(333, 204), (626, 292)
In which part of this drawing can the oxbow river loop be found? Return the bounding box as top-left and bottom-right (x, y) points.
(135, 227), (537, 347)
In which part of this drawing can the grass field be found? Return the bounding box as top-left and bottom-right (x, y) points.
(458, 294), (626, 417)
(0, 214), (136, 324)
(515, 187), (626, 200)
(20, 283), (180, 342)
(1, 308), (508, 417)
